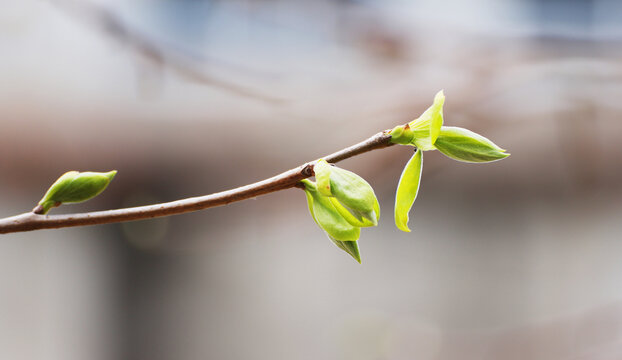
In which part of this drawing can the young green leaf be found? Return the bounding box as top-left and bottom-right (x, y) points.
(329, 236), (362, 263)
(34, 170), (117, 214)
(314, 159), (334, 197)
(302, 179), (363, 263)
(428, 90), (445, 144)
(313, 159), (379, 225)
(395, 149), (423, 232)
(329, 197), (377, 228)
(409, 90), (445, 151)
(434, 126), (509, 163)
(301, 179), (361, 241)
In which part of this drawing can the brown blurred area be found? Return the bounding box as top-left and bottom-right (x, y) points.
(2, 1), (622, 359)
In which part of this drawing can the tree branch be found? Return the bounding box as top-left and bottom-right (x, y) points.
(51, 0), (285, 104)
(0, 131), (393, 234)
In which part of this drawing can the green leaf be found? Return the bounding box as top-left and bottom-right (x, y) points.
(329, 236), (362, 263)
(314, 159), (333, 197)
(313, 159), (379, 225)
(395, 149), (423, 232)
(434, 126), (509, 163)
(300, 179), (361, 241)
(408, 90), (445, 151)
(302, 180), (319, 223)
(329, 197), (377, 228)
(35, 170), (117, 214)
(428, 90), (445, 144)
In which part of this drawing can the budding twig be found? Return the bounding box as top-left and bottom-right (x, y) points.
(0, 132), (393, 234)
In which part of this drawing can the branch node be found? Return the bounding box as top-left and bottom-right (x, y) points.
(302, 164), (314, 177)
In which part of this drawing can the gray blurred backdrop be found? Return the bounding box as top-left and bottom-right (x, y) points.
(2, 0), (622, 359)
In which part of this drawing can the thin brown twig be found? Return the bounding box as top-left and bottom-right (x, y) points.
(0, 132), (393, 234)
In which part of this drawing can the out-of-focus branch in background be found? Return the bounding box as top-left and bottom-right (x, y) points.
(50, 0), (285, 104)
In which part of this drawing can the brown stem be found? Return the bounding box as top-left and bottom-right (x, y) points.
(0, 132), (393, 234)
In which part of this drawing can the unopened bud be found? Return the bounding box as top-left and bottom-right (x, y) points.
(34, 170), (117, 214)
(313, 159), (379, 226)
(389, 124), (415, 145)
(300, 179), (361, 242)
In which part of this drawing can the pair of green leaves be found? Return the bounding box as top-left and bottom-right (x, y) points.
(33, 170), (117, 214)
(391, 91), (509, 232)
(301, 159), (380, 263)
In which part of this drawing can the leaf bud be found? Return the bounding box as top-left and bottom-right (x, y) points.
(34, 170), (117, 214)
(313, 159), (379, 226)
(389, 124), (415, 145)
(300, 179), (361, 242)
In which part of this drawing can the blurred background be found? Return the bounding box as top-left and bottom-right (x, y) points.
(1, 0), (622, 359)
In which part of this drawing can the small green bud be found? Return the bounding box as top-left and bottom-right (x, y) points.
(313, 159), (379, 226)
(329, 236), (362, 264)
(301, 179), (361, 242)
(395, 149), (423, 232)
(34, 170), (117, 214)
(434, 126), (509, 163)
(389, 124), (415, 145)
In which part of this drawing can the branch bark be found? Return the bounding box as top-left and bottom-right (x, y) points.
(0, 131), (393, 234)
